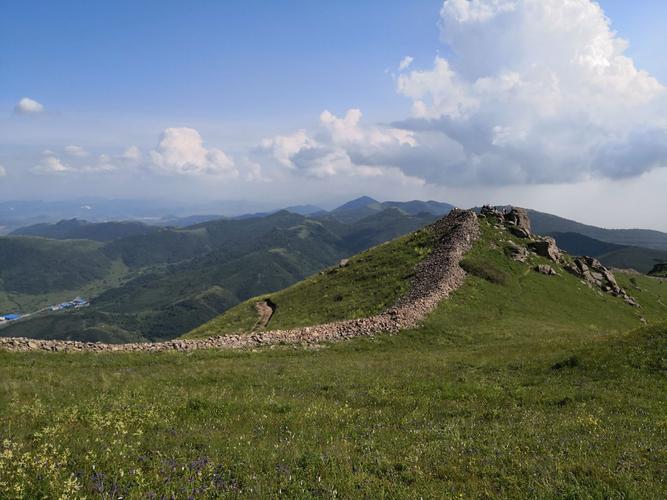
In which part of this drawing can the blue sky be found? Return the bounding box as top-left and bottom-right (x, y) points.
(1, 1), (667, 229)
(3, 1), (666, 125)
(2, 1), (442, 126)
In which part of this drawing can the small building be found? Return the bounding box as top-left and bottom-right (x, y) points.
(2, 314), (21, 321)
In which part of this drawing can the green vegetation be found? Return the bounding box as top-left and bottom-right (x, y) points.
(530, 209), (667, 250)
(2, 210), (436, 342)
(649, 262), (667, 277)
(0, 237), (122, 313)
(0, 259), (129, 315)
(11, 219), (160, 242)
(546, 232), (667, 273)
(1, 217), (666, 496)
(187, 227), (437, 337)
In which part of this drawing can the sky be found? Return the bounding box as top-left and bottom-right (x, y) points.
(1, 0), (667, 229)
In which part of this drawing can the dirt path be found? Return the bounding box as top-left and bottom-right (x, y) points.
(0, 209), (479, 353)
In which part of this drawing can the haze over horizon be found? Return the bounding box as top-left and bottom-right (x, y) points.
(2, 0), (667, 230)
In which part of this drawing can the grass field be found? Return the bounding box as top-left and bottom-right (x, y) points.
(1, 218), (666, 497)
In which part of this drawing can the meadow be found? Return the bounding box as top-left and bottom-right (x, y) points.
(1, 218), (666, 497)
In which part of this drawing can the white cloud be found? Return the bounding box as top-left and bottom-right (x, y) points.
(391, 0), (667, 186)
(260, 129), (315, 168)
(149, 127), (238, 177)
(32, 152), (74, 174)
(399, 56), (414, 71)
(14, 97), (44, 115)
(258, 109), (420, 182)
(32, 151), (118, 175)
(0, 165), (6, 177)
(121, 146), (142, 163)
(64, 145), (90, 157)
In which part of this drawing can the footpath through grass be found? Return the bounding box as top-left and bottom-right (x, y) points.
(1, 218), (666, 497)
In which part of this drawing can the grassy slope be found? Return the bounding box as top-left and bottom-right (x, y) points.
(1, 218), (666, 497)
(0, 238), (133, 314)
(186, 226), (437, 338)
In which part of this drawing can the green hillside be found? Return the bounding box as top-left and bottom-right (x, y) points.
(1, 214), (666, 497)
(11, 218), (160, 242)
(187, 225), (438, 338)
(190, 214), (665, 340)
(1, 209), (435, 342)
(550, 231), (667, 273)
(649, 263), (667, 277)
(530, 209), (667, 250)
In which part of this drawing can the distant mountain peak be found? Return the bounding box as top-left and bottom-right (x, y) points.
(334, 196), (380, 211)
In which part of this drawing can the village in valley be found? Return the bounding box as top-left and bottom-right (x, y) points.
(0, 296), (89, 326)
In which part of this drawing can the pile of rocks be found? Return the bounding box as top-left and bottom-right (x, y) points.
(565, 256), (639, 307)
(0, 209), (480, 354)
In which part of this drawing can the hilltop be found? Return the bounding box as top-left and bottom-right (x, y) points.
(1, 207), (666, 497)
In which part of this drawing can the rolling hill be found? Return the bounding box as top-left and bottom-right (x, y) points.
(529, 209), (667, 250)
(0, 208), (438, 342)
(11, 218), (161, 241)
(1, 209), (665, 497)
(549, 232), (667, 273)
(328, 196), (454, 223)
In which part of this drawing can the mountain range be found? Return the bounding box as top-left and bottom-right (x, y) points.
(2, 196), (666, 344)
(1, 204), (438, 342)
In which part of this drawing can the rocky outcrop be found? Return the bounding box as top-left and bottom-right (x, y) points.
(565, 256), (639, 307)
(528, 237), (561, 262)
(0, 209), (480, 354)
(480, 206), (639, 309)
(504, 207), (532, 238)
(480, 205), (531, 238)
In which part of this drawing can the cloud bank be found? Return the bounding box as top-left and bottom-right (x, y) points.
(392, 0), (667, 186)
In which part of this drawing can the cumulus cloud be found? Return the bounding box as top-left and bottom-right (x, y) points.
(14, 97), (44, 115)
(32, 152), (74, 174)
(392, 0), (667, 186)
(258, 109), (421, 184)
(149, 127), (238, 177)
(64, 145), (90, 157)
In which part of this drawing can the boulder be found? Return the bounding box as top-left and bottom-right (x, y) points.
(528, 237), (561, 262)
(505, 207), (531, 238)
